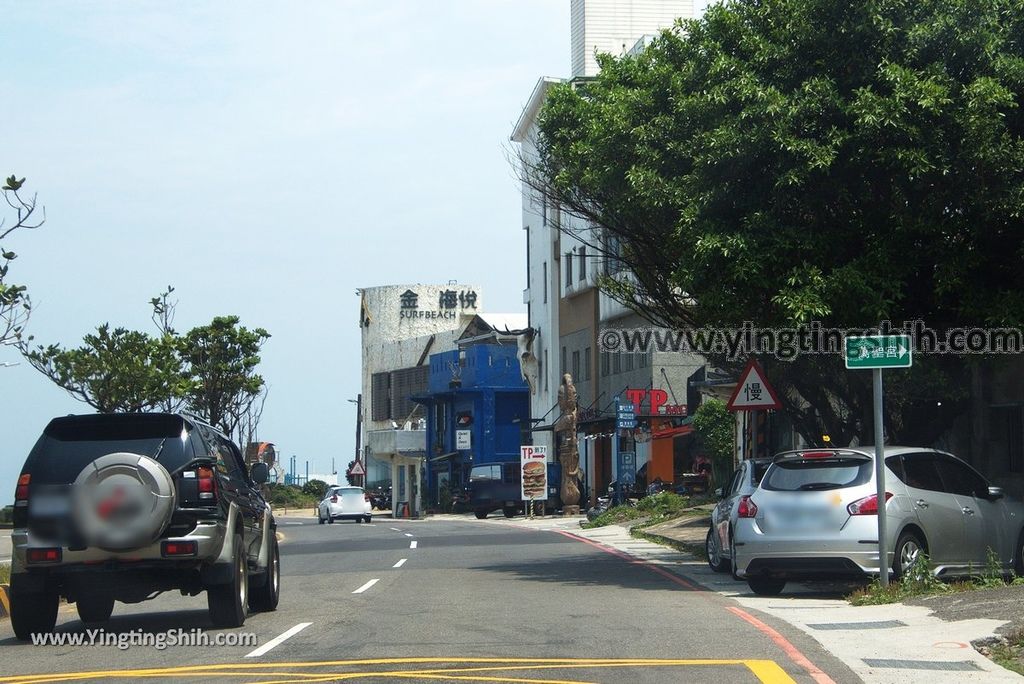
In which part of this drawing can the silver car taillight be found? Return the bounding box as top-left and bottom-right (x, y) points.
(738, 495), (758, 518)
(847, 492), (892, 516)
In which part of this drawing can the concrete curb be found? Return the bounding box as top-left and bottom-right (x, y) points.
(0, 583), (9, 618)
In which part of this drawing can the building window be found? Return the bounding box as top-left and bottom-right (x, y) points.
(605, 233), (624, 275)
(542, 191), (548, 226)
(542, 262), (548, 303)
(624, 353), (634, 372)
(571, 350), (580, 381)
(584, 347), (592, 381)
(561, 346), (567, 377)
(601, 351), (610, 377)
(579, 247), (586, 281)
(371, 372), (391, 421)
(613, 352), (621, 374)
(543, 350), (548, 392)
(390, 366), (429, 424)
(565, 250), (573, 287)
(639, 351), (647, 368)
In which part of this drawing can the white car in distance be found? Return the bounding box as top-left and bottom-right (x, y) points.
(318, 486), (372, 524)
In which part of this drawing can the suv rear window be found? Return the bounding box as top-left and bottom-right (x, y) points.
(23, 414), (196, 485)
(761, 457), (872, 492)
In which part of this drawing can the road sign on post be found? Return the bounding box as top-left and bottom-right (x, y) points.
(844, 335), (912, 369)
(727, 359), (782, 411)
(616, 399), (637, 430)
(845, 334), (913, 588)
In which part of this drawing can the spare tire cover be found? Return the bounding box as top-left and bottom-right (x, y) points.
(71, 452), (176, 551)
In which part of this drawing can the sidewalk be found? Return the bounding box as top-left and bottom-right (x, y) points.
(579, 521), (1021, 683)
(485, 512), (1020, 682)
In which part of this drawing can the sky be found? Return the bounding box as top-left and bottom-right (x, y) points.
(0, 1), (573, 494)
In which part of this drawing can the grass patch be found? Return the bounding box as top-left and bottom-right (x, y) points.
(581, 492), (712, 529)
(0, 562), (10, 585)
(849, 549), (1024, 606)
(983, 628), (1024, 677)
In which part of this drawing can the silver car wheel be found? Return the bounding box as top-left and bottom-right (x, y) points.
(707, 528), (720, 564)
(900, 539), (921, 573)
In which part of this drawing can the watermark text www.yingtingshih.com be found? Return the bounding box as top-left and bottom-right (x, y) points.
(597, 320), (1024, 361)
(29, 628), (258, 650)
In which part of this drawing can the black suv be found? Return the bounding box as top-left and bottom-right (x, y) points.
(9, 413), (280, 640)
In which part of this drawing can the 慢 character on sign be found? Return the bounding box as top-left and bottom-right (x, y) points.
(745, 382), (763, 402)
(439, 290), (458, 309)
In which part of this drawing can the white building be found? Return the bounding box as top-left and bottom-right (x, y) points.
(513, 1), (703, 502)
(358, 284), (528, 517)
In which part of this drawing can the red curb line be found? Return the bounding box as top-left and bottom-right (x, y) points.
(555, 529), (836, 684)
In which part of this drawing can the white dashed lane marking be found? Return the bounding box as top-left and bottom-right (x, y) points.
(352, 579), (380, 594)
(245, 622), (312, 658)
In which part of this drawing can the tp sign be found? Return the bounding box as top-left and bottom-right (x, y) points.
(520, 445), (548, 501)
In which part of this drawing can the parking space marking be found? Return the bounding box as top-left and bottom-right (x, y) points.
(390, 527), (401, 531)
(393, 558), (407, 568)
(404, 533), (414, 537)
(353, 578), (380, 594)
(410, 541), (418, 549)
(244, 622), (312, 658)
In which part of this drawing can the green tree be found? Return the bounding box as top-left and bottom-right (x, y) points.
(533, 0), (1024, 445)
(21, 294), (270, 445)
(21, 325), (185, 413)
(693, 399), (737, 486)
(0, 174), (44, 348)
(179, 316), (270, 438)
(302, 479), (329, 501)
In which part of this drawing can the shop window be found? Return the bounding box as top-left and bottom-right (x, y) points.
(571, 350), (580, 381)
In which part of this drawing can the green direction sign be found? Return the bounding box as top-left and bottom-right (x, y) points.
(845, 334), (913, 369)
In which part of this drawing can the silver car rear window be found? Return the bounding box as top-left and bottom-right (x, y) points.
(761, 458), (872, 492)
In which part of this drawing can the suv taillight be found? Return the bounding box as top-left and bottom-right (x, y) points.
(847, 492), (893, 516)
(197, 466), (217, 502)
(14, 473), (30, 505)
(738, 495), (758, 518)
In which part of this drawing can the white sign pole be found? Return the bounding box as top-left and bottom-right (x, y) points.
(873, 368), (889, 588)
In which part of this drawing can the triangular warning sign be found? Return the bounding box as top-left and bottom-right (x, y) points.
(726, 359), (782, 411)
(348, 460), (366, 476)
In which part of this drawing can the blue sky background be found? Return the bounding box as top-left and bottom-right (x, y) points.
(0, 1), (576, 492)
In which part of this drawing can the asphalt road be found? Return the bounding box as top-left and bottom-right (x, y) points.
(0, 516), (859, 683)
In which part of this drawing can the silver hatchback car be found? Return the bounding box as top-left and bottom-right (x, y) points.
(733, 447), (1024, 595)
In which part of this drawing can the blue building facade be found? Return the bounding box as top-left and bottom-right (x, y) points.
(414, 343), (530, 510)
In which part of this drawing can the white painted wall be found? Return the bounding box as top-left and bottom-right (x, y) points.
(570, 0), (696, 78)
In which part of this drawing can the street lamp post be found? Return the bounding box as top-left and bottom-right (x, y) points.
(348, 395), (364, 488)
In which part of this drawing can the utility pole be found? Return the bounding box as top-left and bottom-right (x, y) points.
(355, 393), (364, 488)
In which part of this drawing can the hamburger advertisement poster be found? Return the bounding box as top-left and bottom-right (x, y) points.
(519, 445), (548, 501)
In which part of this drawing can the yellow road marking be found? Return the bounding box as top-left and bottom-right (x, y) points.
(0, 658), (796, 684)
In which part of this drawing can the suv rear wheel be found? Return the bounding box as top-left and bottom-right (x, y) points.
(11, 580), (59, 640)
(77, 593), (115, 624)
(208, 534), (249, 628)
